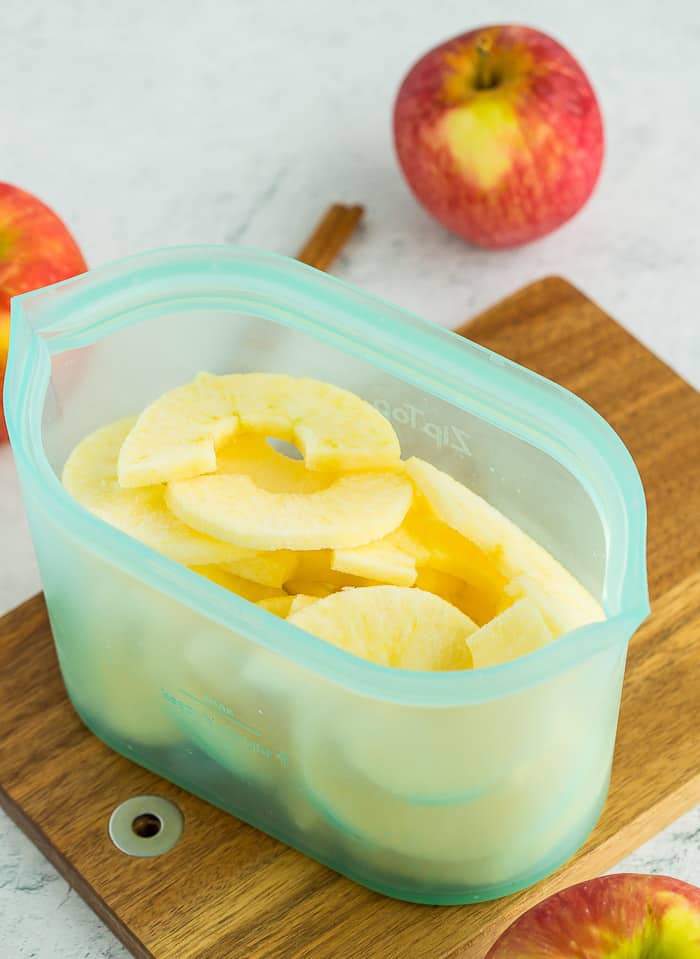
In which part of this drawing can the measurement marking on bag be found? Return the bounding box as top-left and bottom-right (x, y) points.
(160, 687), (288, 767)
(373, 400), (472, 456)
(177, 688), (261, 736)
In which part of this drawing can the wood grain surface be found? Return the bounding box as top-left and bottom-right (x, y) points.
(1, 277), (699, 959)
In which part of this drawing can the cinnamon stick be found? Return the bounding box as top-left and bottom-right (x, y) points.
(295, 204), (364, 272)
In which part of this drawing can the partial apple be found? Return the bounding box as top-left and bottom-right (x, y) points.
(0, 183), (87, 442)
(394, 25), (604, 248)
(486, 873), (700, 957)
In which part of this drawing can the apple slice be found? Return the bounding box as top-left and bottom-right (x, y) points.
(118, 375), (240, 487)
(118, 372), (401, 487)
(406, 457), (604, 633)
(294, 550), (372, 588)
(220, 550), (299, 588)
(467, 598), (553, 668)
(256, 594), (319, 618)
(288, 585), (476, 669)
(288, 594), (320, 615)
(192, 564), (287, 602)
(284, 581), (338, 598)
(61, 418), (247, 566)
(329, 501), (506, 599)
(504, 573), (595, 636)
(331, 539), (417, 587)
(256, 595), (295, 617)
(393, 503), (505, 595)
(166, 471), (413, 551)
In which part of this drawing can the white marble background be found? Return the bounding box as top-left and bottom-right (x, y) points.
(1, 0), (699, 955)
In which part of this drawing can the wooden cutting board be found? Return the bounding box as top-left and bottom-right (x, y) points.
(1, 277), (699, 959)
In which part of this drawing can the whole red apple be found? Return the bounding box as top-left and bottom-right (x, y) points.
(394, 25), (604, 248)
(0, 183), (87, 442)
(486, 873), (700, 957)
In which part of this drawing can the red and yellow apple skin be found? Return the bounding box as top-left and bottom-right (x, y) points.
(486, 873), (700, 958)
(393, 25), (604, 249)
(0, 183), (87, 442)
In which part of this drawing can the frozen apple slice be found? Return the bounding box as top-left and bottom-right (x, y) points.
(256, 594), (319, 617)
(62, 418), (246, 566)
(118, 376), (240, 487)
(330, 502), (505, 602)
(284, 581), (339, 598)
(504, 573), (594, 636)
(220, 550), (299, 588)
(166, 471), (413, 550)
(192, 565), (287, 602)
(119, 372), (401, 487)
(288, 585), (476, 669)
(221, 373), (401, 472)
(467, 598), (553, 668)
(406, 457), (604, 633)
(331, 540), (417, 587)
(398, 503), (505, 595)
(293, 551), (371, 588)
(289, 594), (320, 614)
(256, 595), (295, 617)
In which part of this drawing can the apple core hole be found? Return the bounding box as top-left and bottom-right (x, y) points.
(266, 437), (304, 461)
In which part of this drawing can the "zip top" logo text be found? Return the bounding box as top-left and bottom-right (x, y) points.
(373, 400), (471, 457)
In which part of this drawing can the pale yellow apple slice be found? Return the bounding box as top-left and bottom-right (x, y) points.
(284, 581), (339, 598)
(256, 595), (296, 617)
(342, 501), (505, 617)
(405, 457), (604, 633)
(192, 564), (287, 602)
(256, 594), (319, 618)
(504, 573), (595, 636)
(118, 372), (401, 487)
(289, 594), (321, 614)
(166, 471), (413, 551)
(220, 550), (299, 588)
(331, 495), (506, 600)
(395, 503), (506, 595)
(288, 585), (476, 670)
(118, 376), (240, 487)
(62, 418), (247, 566)
(467, 598), (554, 669)
(331, 540), (417, 587)
(300, 706), (605, 881)
(293, 550), (373, 588)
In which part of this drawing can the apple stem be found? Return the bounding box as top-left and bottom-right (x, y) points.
(475, 40), (495, 90)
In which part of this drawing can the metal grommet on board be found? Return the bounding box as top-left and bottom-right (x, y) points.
(108, 795), (184, 858)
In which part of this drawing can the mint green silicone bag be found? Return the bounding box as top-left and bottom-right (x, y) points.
(4, 247), (649, 904)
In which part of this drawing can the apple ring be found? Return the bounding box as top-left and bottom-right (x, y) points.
(166, 471), (413, 551)
(118, 372), (401, 487)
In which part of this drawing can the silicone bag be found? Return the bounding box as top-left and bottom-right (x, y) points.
(4, 248), (649, 904)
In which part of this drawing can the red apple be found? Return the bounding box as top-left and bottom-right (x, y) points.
(0, 183), (87, 442)
(486, 873), (700, 957)
(393, 25), (604, 248)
